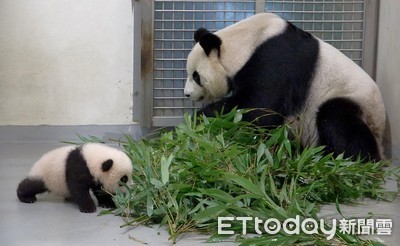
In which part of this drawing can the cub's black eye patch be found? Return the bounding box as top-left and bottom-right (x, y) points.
(192, 71), (201, 86)
(120, 175), (128, 185)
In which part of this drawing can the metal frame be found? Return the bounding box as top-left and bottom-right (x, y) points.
(133, 0), (154, 128)
(255, 0), (265, 13)
(362, 0), (379, 79)
(135, 0), (380, 127)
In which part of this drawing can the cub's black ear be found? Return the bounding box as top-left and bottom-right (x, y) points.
(102, 159), (113, 172)
(194, 28), (222, 57)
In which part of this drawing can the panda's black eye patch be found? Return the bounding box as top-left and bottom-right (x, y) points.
(192, 71), (202, 86)
(120, 175), (128, 185)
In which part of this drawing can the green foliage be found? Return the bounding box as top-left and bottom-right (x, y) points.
(106, 109), (398, 245)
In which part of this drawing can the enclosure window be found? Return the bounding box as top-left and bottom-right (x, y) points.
(134, 0), (378, 127)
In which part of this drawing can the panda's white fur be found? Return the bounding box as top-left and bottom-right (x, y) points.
(28, 145), (76, 197)
(17, 143), (133, 212)
(81, 143), (133, 194)
(184, 13), (386, 160)
(301, 40), (386, 156)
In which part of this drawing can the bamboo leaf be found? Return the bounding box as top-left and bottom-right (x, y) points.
(161, 154), (174, 185)
(225, 174), (263, 197)
(150, 178), (164, 189)
(233, 111), (243, 123)
(198, 188), (234, 203)
(193, 204), (227, 223)
(257, 143), (265, 164)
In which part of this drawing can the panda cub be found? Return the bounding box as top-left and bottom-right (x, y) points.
(184, 13), (386, 162)
(17, 143), (133, 213)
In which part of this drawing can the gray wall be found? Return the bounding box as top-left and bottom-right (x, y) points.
(0, 0), (134, 125)
(376, 0), (400, 158)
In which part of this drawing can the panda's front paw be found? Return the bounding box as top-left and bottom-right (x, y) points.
(78, 201), (97, 213)
(99, 200), (116, 209)
(93, 190), (116, 209)
(19, 195), (37, 203)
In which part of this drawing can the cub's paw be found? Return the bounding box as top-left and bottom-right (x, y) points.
(78, 202), (97, 213)
(18, 196), (37, 203)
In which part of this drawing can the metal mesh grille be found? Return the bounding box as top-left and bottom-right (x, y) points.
(265, 0), (364, 64)
(152, 0), (366, 126)
(153, 1), (255, 125)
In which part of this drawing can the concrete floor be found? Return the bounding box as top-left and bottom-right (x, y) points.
(0, 141), (399, 245)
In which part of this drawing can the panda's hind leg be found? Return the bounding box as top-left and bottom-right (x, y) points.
(316, 97), (380, 162)
(17, 178), (48, 203)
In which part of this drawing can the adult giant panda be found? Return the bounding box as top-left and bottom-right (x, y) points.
(17, 143), (133, 213)
(184, 13), (386, 161)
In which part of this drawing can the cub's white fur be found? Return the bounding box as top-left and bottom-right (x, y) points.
(82, 143), (133, 193)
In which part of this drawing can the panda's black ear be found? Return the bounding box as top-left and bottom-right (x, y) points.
(101, 159), (113, 172)
(194, 28), (222, 56)
(194, 28), (209, 43)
